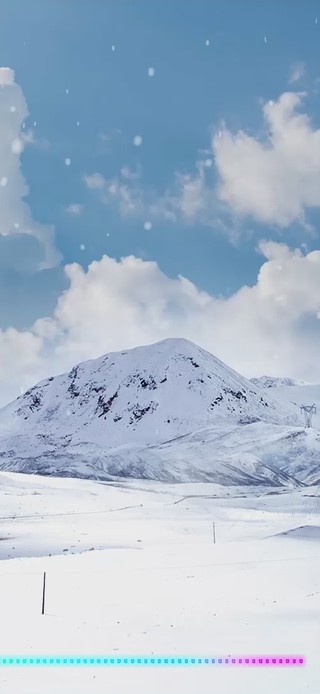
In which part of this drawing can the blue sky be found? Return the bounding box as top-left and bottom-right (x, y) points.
(0, 0), (320, 403)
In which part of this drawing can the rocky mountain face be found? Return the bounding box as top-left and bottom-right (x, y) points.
(0, 338), (318, 486)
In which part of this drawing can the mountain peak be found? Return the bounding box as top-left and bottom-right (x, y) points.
(0, 338), (298, 458)
(0, 338), (316, 485)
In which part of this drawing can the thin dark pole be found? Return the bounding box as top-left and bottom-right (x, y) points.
(212, 522), (216, 544)
(41, 571), (46, 615)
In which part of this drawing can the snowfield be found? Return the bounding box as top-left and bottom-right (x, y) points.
(0, 339), (319, 692)
(0, 471), (319, 694)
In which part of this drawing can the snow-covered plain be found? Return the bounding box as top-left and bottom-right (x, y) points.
(0, 340), (320, 692)
(0, 471), (319, 694)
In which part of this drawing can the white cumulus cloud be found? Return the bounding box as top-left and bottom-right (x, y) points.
(0, 66), (59, 268)
(1, 242), (320, 405)
(213, 91), (320, 227)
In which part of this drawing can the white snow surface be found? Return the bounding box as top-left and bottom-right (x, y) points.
(0, 471), (319, 693)
(0, 338), (319, 485)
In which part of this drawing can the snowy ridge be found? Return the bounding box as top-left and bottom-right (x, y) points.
(253, 381), (320, 432)
(0, 338), (318, 485)
(250, 376), (307, 388)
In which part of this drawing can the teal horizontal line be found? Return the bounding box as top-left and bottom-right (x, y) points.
(0, 656), (305, 667)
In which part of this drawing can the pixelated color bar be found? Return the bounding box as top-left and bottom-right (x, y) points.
(0, 656), (305, 667)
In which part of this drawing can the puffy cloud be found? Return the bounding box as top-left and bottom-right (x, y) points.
(213, 92), (320, 227)
(0, 67), (15, 86)
(1, 241), (320, 406)
(0, 67), (60, 268)
(0, 327), (46, 400)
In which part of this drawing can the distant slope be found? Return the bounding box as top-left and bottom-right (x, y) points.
(258, 383), (320, 431)
(275, 525), (320, 539)
(250, 376), (307, 388)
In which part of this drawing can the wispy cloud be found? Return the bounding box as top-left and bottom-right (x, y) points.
(84, 161), (219, 227)
(84, 90), (320, 234)
(66, 203), (84, 216)
(288, 62), (305, 84)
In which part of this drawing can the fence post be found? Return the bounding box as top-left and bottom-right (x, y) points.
(41, 571), (46, 615)
(212, 522), (216, 544)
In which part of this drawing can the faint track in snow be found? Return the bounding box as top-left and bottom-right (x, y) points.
(133, 554), (320, 572)
(172, 493), (250, 505)
(0, 503), (144, 522)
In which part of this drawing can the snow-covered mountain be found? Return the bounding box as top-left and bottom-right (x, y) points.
(250, 376), (307, 389)
(0, 338), (298, 443)
(0, 338), (318, 485)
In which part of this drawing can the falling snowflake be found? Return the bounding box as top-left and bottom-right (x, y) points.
(264, 36), (267, 43)
(112, 45), (116, 51)
(66, 408), (71, 417)
(14, 222), (19, 228)
(10, 106), (16, 113)
(205, 39), (210, 46)
(133, 135), (143, 146)
(277, 265), (282, 271)
(65, 158), (71, 166)
(22, 122), (26, 130)
(33, 121), (37, 127)
(268, 100), (274, 106)
(76, 121), (80, 126)
(106, 232), (110, 237)
(218, 130), (222, 138)
(204, 158), (212, 167)
(144, 221), (152, 230)
(80, 243), (85, 251)
(316, 17), (318, 24)
(147, 67), (155, 77)
(0, 177), (8, 187)
(66, 88), (69, 94)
